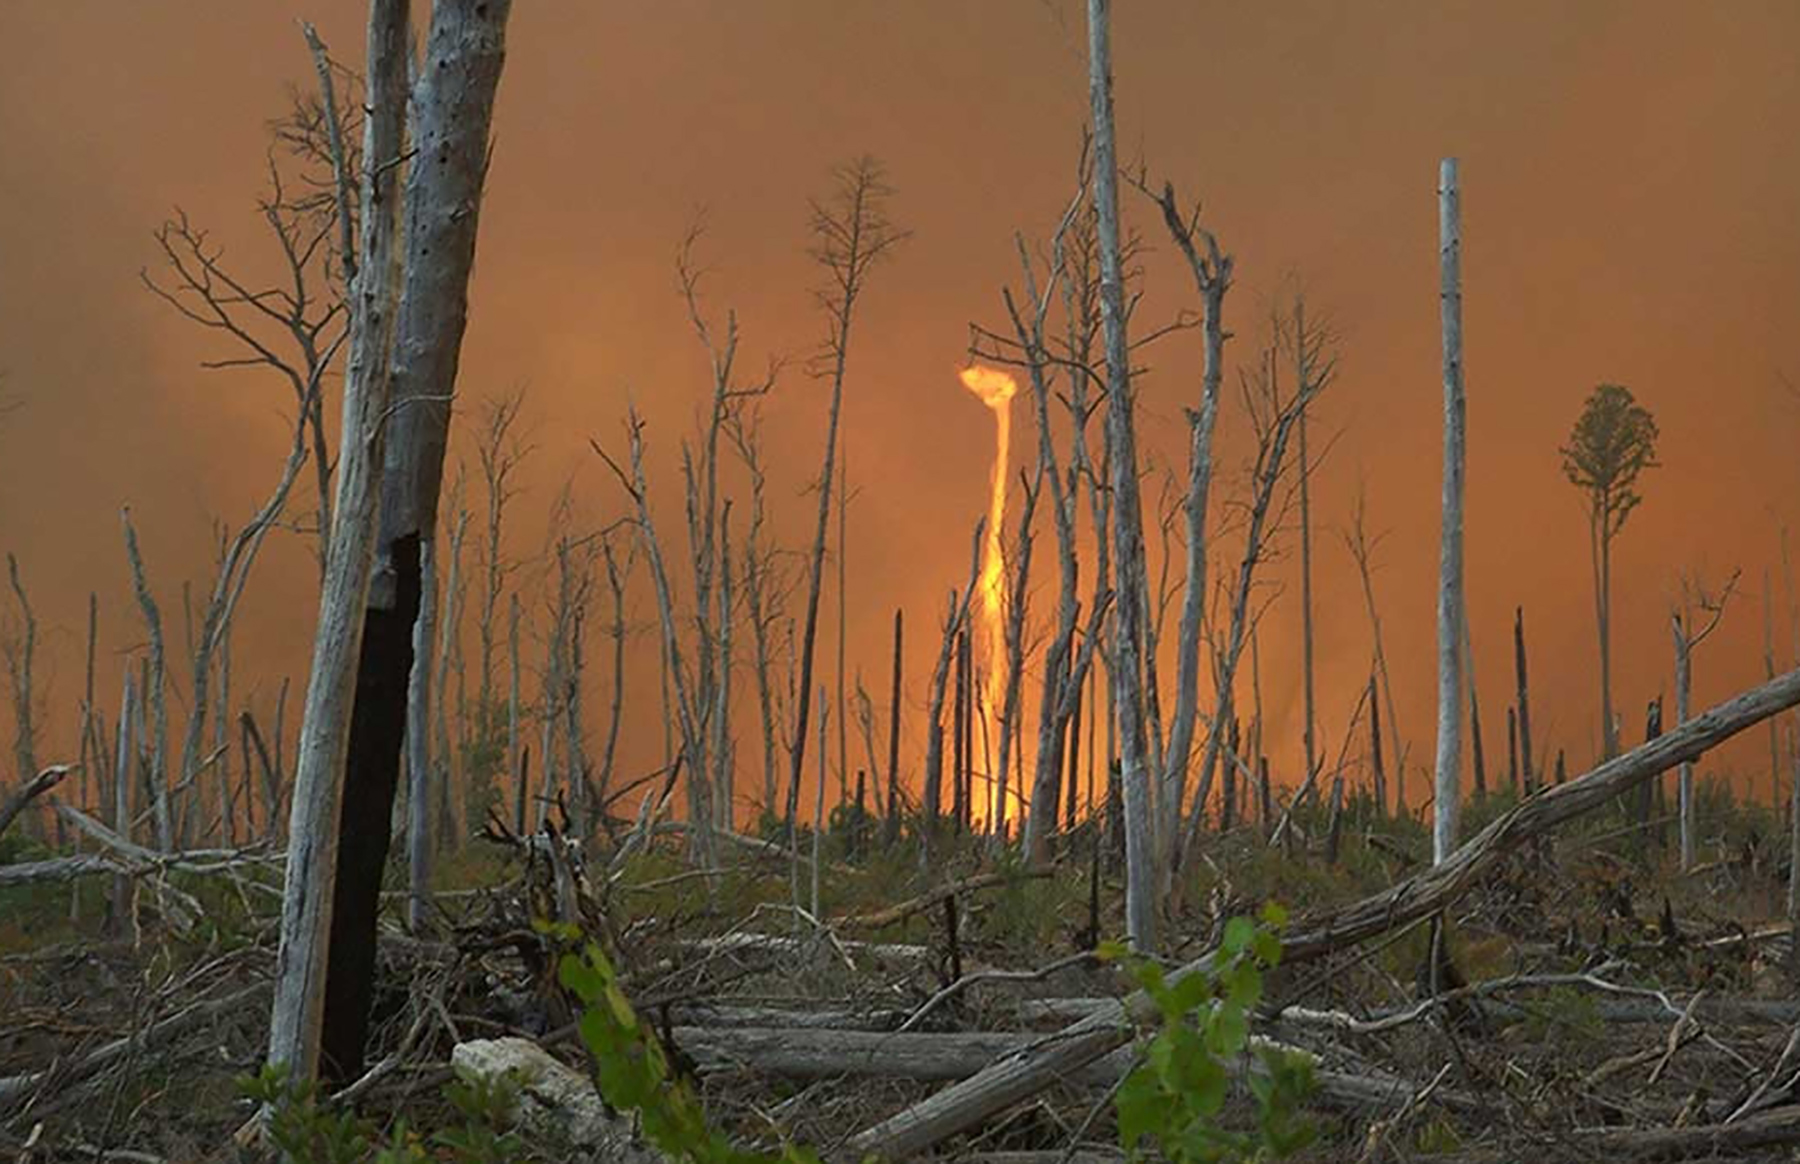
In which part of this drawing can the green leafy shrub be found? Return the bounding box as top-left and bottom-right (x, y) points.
(1104, 904), (1315, 1162)
(553, 925), (819, 1164)
(239, 1063), (528, 1163)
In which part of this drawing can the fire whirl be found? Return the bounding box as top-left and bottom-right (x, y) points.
(958, 364), (1018, 826)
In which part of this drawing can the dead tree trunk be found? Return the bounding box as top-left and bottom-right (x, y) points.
(727, 415), (780, 821)
(1767, 573), (1783, 819)
(1671, 571), (1738, 870)
(885, 608), (903, 845)
(1297, 353), (1317, 804)
(598, 539), (630, 809)
(275, 0), (513, 1088)
(179, 402), (315, 855)
(1182, 337), (1326, 864)
(973, 200), (1095, 861)
(1087, 0), (1156, 950)
(507, 590), (521, 826)
(539, 537), (565, 832)
(1514, 606), (1535, 793)
(712, 518), (733, 835)
(952, 629), (968, 831)
(1433, 156), (1466, 865)
(993, 473), (1040, 834)
(1346, 488), (1404, 816)
(811, 688), (828, 919)
(321, 0), (513, 1085)
(268, 0), (411, 1087)
(475, 393), (525, 792)
(1464, 613), (1486, 798)
(598, 411), (712, 866)
(109, 672), (135, 937)
(4, 555), (38, 841)
(921, 525), (983, 846)
(435, 501), (470, 852)
(785, 160), (904, 858)
(120, 514), (171, 851)
(837, 434), (850, 814)
(1136, 180), (1231, 861)
(1505, 707), (1518, 794)
(1368, 670), (1386, 812)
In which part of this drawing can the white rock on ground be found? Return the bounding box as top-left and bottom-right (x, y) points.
(451, 1036), (664, 1162)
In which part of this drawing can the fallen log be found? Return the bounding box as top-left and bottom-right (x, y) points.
(669, 1003), (911, 1032)
(841, 665), (1800, 1161)
(672, 1026), (1482, 1116)
(679, 932), (931, 964)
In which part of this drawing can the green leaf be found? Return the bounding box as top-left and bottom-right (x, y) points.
(1168, 969), (1214, 1015)
(1096, 938), (1131, 963)
(1116, 1071), (1162, 1151)
(559, 952), (605, 1001)
(1206, 1003), (1248, 1057)
(1222, 916), (1255, 956)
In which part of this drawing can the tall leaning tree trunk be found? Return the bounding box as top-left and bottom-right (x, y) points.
(268, 0), (411, 1087)
(1088, 0), (1155, 950)
(1433, 157), (1466, 866)
(296, 0), (513, 1088)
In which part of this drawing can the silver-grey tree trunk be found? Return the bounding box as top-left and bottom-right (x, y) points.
(268, 0), (411, 1083)
(273, 0), (512, 1085)
(921, 524), (983, 845)
(120, 514), (171, 851)
(1673, 613), (1694, 869)
(109, 671), (135, 937)
(1144, 182), (1230, 867)
(1087, 0), (1155, 951)
(1433, 157), (1466, 865)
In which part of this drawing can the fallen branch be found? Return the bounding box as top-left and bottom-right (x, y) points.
(0, 854), (124, 888)
(898, 951), (1097, 1032)
(0, 764), (74, 841)
(835, 866), (1058, 932)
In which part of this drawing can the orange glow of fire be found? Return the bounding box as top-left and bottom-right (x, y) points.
(959, 364), (1018, 826)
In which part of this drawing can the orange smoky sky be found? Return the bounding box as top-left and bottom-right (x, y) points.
(1, 2), (1799, 826)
